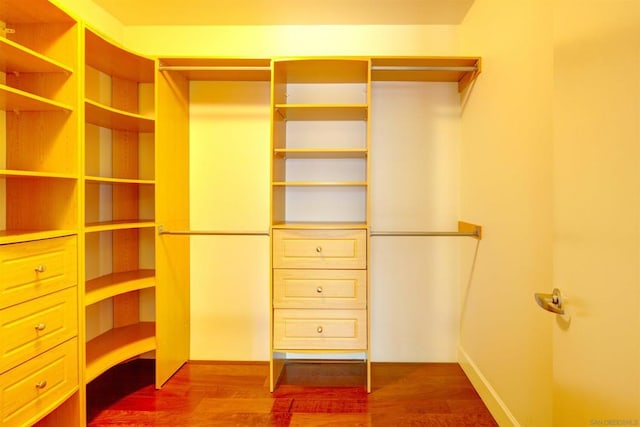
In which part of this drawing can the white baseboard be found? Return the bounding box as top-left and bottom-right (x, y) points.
(458, 346), (520, 427)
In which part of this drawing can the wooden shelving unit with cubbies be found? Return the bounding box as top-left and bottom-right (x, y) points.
(0, 1), (81, 426)
(82, 28), (157, 388)
(270, 58), (372, 392)
(0, 0), (79, 244)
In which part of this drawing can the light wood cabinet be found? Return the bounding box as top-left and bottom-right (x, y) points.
(0, 1), (81, 424)
(82, 28), (158, 387)
(270, 58), (372, 391)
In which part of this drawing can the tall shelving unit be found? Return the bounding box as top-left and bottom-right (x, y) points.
(82, 28), (157, 384)
(270, 58), (372, 391)
(0, 0), (81, 425)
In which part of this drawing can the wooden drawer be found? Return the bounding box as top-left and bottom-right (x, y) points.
(273, 269), (366, 309)
(273, 229), (366, 269)
(0, 287), (77, 374)
(0, 338), (78, 427)
(0, 236), (77, 309)
(273, 309), (367, 350)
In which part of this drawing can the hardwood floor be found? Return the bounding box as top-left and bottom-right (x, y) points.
(87, 359), (497, 426)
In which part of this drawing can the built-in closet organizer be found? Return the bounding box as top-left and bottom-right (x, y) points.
(0, 0), (81, 425)
(270, 58), (372, 391)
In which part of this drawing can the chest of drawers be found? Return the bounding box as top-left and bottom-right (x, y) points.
(271, 228), (369, 387)
(0, 236), (79, 426)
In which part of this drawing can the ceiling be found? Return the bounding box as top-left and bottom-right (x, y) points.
(89, 0), (475, 26)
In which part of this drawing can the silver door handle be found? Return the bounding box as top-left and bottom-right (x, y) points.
(534, 288), (565, 315)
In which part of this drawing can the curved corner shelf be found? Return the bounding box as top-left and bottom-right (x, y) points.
(85, 99), (155, 132)
(85, 29), (155, 83)
(85, 322), (156, 383)
(84, 220), (156, 233)
(84, 176), (155, 185)
(85, 269), (156, 307)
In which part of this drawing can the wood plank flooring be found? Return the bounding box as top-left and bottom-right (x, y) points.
(87, 359), (497, 426)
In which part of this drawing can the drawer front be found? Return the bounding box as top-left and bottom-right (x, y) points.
(273, 269), (366, 309)
(0, 338), (78, 427)
(0, 287), (78, 374)
(273, 229), (366, 269)
(273, 309), (367, 350)
(0, 236), (77, 309)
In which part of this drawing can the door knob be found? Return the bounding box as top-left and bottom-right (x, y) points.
(534, 288), (565, 315)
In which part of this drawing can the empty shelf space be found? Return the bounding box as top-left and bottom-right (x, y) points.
(85, 322), (156, 383)
(85, 269), (156, 306)
(275, 104), (368, 121)
(0, 37), (74, 74)
(84, 220), (156, 233)
(84, 176), (155, 185)
(85, 99), (155, 132)
(274, 148), (368, 159)
(0, 84), (73, 112)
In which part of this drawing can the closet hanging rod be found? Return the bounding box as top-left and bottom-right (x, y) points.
(371, 65), (477, 72)
(158, 226), (269, 236)
(158, 65), (271, 72)
(370, 231), (477, 237)
(370, 222), (482, 239)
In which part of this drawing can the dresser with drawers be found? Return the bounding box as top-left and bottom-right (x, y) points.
(0, 236), (79, 426)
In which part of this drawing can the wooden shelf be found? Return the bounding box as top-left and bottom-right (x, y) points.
(275, 104), (367, 121)
(159, 57), (271, 81)
(274, 59), (369, 83)
(85, 322), (156, 383)
(274, 148), (367, 159)
(273, 181), (367, 187)
(371, 56), (481, 92)
(85, 29), (154, 83)
(84, 220), (156, 233)
(85, 269), (156, 307)
(0, 84), (73, 112)
(0, 169), (77, 179)
(0, 229), (76, 245)
(0, 37), (74, 74)
(271, 222), (368, 230)
(85, 99), (155, 132)
(85, 176), (155, 185)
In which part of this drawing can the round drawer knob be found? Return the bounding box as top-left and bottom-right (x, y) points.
(35, 323), (47, 331)
(316, 326), (323, 333)
(316, 246), (322, 253)
(316, 286), (323, 294)
(35, 380), (47, 389)
(34, 265), (47, 273)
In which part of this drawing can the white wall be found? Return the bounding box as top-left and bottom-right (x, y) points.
(188, 81), (271, 360)
(370, 81), (461, 361)
(459, 1), (554, 425)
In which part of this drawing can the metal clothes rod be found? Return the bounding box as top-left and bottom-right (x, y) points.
(371, 65), (477, 72)
(370, 231), (478, 237)
(158, 227), (269, 236)
(158, 66), (271, 72)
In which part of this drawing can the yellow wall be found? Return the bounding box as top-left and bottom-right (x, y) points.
(459, 1), (554, 426)
(52, 0), (124, 42)
(123, 25), (459, 57)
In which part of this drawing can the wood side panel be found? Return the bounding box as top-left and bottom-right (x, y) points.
(154, 68), (190, 388)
